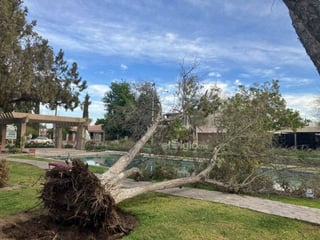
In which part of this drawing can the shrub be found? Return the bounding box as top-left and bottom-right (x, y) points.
(85, 141), (107, 151)
(0, 159), (9, 187)
(152, 161), (179, 180)
(24, 143), (54, 148)
(243, 174), (275, 194)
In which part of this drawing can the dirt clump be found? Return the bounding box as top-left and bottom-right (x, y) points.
(1, 210), (138, 240)
(1, 159), (139, 239)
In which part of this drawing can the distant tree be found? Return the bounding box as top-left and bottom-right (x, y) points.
(102, 81), (136, 140)
(48, 50), (87, 113)
(81, 93), (91, 119)
(102, 81), (162, 141)
(156, 118), (189, 143)
(95, 118), (106, 125)
(129, 82), (161, 141)
(173, 62), (202, 143)
(173, 62), (221, 143)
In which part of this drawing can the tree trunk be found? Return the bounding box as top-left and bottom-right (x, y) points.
(283, 0), (320, 75)
(99, 112), (221, 204)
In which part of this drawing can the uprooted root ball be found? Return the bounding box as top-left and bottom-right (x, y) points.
(40, 159), (131, 238)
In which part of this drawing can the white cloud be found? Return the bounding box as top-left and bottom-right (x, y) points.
(201, 81), (232, 98)
(87, 84), (110, 98)
(234, 79), (242, 86)
(279, 77), (314, 88)
(88, 101), (105, 123)
(208, 72), (221, 78)
(25, 0), (319, 125)
(26, 0), (311, 72)
(283, 94), (319, 121)
(120, 64), (128, 70)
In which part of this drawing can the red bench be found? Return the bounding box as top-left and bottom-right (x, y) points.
(28, 148), (36, 156)
(48, 161), (71, 169)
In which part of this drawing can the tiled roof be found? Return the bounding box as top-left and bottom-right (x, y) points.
(88, 124), (104, 132)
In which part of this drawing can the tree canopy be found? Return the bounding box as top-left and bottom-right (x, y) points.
(210, 80), (305, 192)
(102, 81), (136, 140)
(102, 81), (161, 141)
(0, 0), (87, 113)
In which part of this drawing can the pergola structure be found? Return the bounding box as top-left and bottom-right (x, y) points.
(0, 112), (91, 150)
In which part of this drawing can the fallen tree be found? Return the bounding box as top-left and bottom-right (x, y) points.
(39, 80), (305, 239)
(40, 113), (220, 239)
(99, 112), (220, 204)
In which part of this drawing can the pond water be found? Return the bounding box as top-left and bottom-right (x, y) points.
(260, 166), (320, 190)
(53, 154), (320, 189)
(54, 154), (200, 177)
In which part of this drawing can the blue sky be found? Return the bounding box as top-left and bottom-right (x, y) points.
(23, 0), (320, 124)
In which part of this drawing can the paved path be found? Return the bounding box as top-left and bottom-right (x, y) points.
(158, 187), (320, 225)
(4, 154), (320, 226)
(6, 158), (50, 169)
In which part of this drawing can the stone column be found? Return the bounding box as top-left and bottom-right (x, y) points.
(19, 121), (27, 149)
(76, 125), (85, 150)
(0, 125), (6, 152)
(55, 125), (63, 148)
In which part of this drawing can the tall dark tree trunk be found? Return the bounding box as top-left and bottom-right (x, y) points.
(283, 0), (320, 75)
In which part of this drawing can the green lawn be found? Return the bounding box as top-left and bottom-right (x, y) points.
(8, 154), (52, 162)
(8, 155), (108, 173)
(119, 192), (320, 240)
(0, 162), (44, 216)
(2, 161), (320, 240)
(262, 194), (320, 209)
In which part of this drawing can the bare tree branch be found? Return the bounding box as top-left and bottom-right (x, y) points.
(111, 146), (220, 203)
(101, 113), (161, 182)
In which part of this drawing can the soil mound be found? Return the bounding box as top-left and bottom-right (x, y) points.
(1, 210), (138, 240)
(1, 159), (139, 239)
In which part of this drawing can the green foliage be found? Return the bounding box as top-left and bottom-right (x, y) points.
(64, 143), (74, 148)
(8, 155), (51, 162)
(137, 160), (179, 181)
(0, 159), (9, 187)
(88, 165), (108, 174)
(174, 63), (203, 142)
(26, 125), (39, 138)
(157, 118), (190, 143)
(24, 143), (54, 148)
(7, 146), (22, 153)
(175, 62), (202, 116)
(152, 161), (179, 180)
(103, 81), (136, 140)
(0, 1), (86, 112)
(81, 93), (91, 118)
(84, 141), (107, 151)
(48, 50), (87, 111)
(211, 80), (305, 193)
(129, 82), (160, 140)
(102, 81), (161, 141)
(171, 62), (221, 143)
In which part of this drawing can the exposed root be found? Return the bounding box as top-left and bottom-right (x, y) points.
(40, 159), (132, 238)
